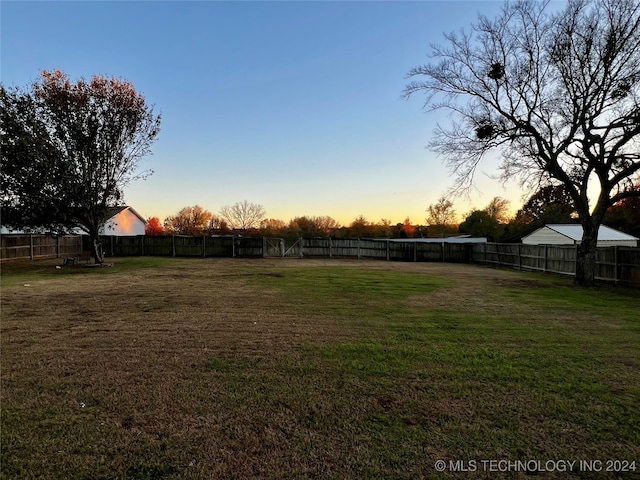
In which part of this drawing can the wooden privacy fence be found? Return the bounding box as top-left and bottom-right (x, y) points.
(0, 234), (82, 261)
(470, 243), (640, 285)
(3, 233), (638, 285)
(295, 238), (470, 262)
(101, 236), (637, 285)
(100, 236), (472, 263)
(101, 235), (264, 258)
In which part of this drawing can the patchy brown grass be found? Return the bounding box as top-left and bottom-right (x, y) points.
(1, 257), (639, 479)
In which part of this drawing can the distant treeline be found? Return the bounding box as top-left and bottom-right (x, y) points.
(147, 187), (640, 242)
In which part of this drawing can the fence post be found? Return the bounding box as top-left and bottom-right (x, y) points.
(441, 242), (445, 262)
(232, 235), (236, 258)
(329, 238), (332, 258)
(30, 234), (34, 260)
(172, 235), (176, 257)
(299, 237), (304, 258)
(57, 235), (60, 258)
(517, 243), (522, 271)
(543, 245), (548, 273)
(203, 235), (206, 258)
(263, 237), (267, 258)
(614, 245), (619, 284)
(357, 238), (361, 260)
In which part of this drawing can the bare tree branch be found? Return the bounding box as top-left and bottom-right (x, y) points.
(404, 0), (640, 285)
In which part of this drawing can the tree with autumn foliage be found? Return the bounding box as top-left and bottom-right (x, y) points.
(208, 215), (231, 235)
(1, 70), (161, 263)
(347, 216), (374, 238)
(397, 217), (416, 238)
(604, 182), (640, 238)
(145, 217), (164, 236)
(260, 218), (287, 237)
(425, 197), (458, 237)
(286, 216), (341, 238)
(163, 205), (213, 236)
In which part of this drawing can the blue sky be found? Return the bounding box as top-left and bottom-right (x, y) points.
(2, 0), (528, 226)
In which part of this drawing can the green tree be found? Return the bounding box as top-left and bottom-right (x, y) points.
(514, 184), (576, 227)
(459, 209), (501, 241)
(503, 184), (577, 242)
(405, 0), (640, 285)
(460, 197), (511, 241)
(347, 215), (372, 238)
(1, 86), (69, 232)
(1, 70), (161, 262)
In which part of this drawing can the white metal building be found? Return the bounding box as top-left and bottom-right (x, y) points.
(389, 236), (487, 244)
(522, 224), (638, 247)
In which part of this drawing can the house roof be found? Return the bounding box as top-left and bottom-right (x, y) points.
(540, 224), (639, 241)
(105, 206), (147, 224)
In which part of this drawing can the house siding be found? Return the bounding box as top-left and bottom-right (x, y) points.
(100, 208), (146, 236)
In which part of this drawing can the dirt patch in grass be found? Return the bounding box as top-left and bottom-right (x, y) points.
(2, 257), (639, 479)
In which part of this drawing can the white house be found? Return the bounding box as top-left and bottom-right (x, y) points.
(522, 224), (638, 247)
(98, 206), (147, 236)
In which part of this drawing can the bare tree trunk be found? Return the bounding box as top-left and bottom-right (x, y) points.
(91, 237), (104, 264)
(575, 224), (598, 286)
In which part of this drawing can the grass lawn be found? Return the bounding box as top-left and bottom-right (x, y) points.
(1, 257), (639, 479)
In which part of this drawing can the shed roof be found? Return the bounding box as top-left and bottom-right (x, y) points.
(389, 236), (487, 244)
(539, 224), (638, 242)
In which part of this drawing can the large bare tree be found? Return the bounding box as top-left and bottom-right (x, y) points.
(404, 0), (640, 285)
(1, 70), (161, 263)
(219, 200), (266, 234)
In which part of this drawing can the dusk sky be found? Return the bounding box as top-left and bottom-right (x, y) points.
(1, 1), (543, 226)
